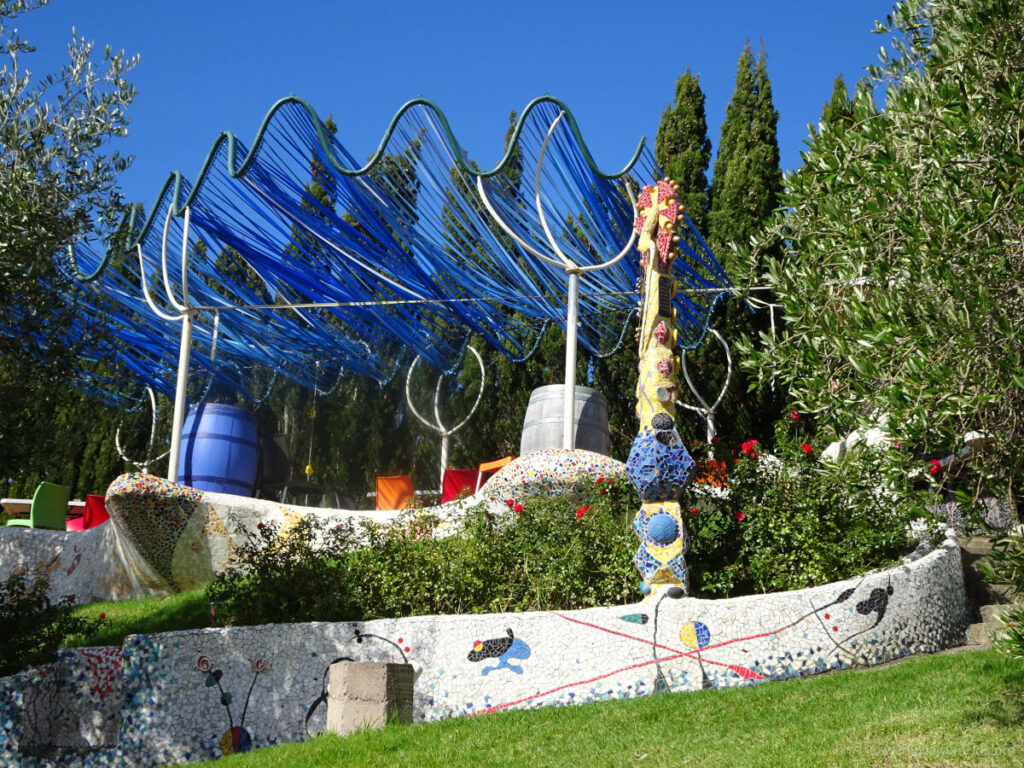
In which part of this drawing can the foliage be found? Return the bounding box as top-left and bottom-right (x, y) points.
(0, 0), (137, 346)
(0, 570), (105, 677)
(206, 517), (364, 627)
(685, 42), (784, 453)
(740, 0), (1024, 506)
(0, 0), (139, 497)
(655, 68), (711, 234)
(980, 531), (1024, 659)
(207, 477), (639, 626)
(686, 413), (927, 597)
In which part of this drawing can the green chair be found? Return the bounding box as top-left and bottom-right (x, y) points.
(5, 482), (70, 530)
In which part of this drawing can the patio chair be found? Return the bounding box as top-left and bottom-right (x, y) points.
(66, 494), (110, 531)
(474, 455), (515, 492)
(5, 482), (71, 530)
(442, 468), (482, 503)
(375, 475), (415, 511)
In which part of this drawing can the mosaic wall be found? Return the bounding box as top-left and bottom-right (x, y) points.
(0, 531), (969, 766)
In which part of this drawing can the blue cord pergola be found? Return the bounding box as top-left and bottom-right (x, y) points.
(56, 96), (731, 480)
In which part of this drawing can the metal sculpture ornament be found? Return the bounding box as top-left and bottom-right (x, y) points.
(626, 179), (697, 594)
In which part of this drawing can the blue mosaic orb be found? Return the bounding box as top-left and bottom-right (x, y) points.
(640, 581), (652, 595)
(646, 512), (679, 544)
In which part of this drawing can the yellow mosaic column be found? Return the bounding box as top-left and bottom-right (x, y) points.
(626, 179), (697, 594)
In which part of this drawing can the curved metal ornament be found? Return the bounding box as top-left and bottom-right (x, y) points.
(677, 328), (732, 444)
(405, 346), (486, 491)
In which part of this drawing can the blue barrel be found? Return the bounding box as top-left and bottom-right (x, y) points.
(177, 403), (259, 496)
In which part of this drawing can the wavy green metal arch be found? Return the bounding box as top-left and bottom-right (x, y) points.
(71, 95), (647, 282)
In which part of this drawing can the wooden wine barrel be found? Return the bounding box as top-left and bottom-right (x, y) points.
(519, 385), (610, 456)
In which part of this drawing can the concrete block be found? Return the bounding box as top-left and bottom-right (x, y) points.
(326, 661), (413, 737)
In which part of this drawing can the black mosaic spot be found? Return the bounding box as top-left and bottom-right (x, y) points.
(651, 413), (674, 430)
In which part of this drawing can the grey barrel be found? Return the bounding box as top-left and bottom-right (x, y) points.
(520, 385), (611, 456)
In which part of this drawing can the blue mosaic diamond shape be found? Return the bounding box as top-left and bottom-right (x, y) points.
(626, 428), (696, 501)
(634, 545), (659, 580)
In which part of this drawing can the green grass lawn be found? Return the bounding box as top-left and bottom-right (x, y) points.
(67, 587), (212, 647)
(195, 648), (1024, 768)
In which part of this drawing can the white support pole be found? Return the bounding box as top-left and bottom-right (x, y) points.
(563, 271), (580, 450)
(439, 434), (449, 493)
(167, 310), (195, 481)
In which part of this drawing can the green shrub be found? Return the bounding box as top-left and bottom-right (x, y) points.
(979, 530), (1024, 659)
(0, 571), (105, 677)
(686, 415), (933, 597)
(207, 442), (931, 625)
(205, 517), (364, 627)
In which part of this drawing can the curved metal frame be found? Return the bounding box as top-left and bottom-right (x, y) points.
(405, 346), (485, 492)
(476, 111), (639, 449)
(677, 328), (732, 444)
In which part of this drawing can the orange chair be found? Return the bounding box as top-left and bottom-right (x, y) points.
(66, 494), (110, 531)
(375, 475), (415, 511)
(474, 456), (515, 492)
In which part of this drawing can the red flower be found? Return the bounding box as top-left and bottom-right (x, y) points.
(66, 595), (74, 603)
(929, 459), (941, 475)
(99, 612), (106, 619)
(505, 499), (515, 507)
(789, 410), (800, 421)
(894, 440), (902, 448)
(734, 511), (746, 522)
(575, 505), (591, 520)
(257, 522), (264, 530)
(740, 440), (759, 455)
(689, 507), (698, 515)
(514, 503), (524, 514)
(711, 436), (721, 444)
(595, 476), (605, 484)
(801, 443), (813, 454)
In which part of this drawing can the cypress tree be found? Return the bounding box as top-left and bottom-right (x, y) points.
(686, 42), (784, 452)
(655, 68), (712, 234)
(709, 42), (782, 262)
(819, 75), (854, 130)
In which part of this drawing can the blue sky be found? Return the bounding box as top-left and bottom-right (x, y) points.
(14, 0), (898, 207)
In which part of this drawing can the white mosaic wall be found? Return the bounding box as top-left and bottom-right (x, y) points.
(0, 531), (969, 767)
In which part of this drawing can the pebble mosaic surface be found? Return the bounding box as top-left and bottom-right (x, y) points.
(479, 450), (627, 502)
(0, 531), (969, 766)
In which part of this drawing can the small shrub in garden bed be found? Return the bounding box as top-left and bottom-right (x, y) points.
(0, 571), (105, 677)
(686, 416), (938, 597)
(207, 421), (934, 625)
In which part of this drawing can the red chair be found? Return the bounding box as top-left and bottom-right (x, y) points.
(441, 469), (482, 503)
(66, 494), (110, 531)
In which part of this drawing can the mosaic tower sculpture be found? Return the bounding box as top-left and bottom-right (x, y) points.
(626, 179), (697, 594)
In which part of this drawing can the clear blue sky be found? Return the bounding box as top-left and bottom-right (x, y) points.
(15, 0), (897, 207)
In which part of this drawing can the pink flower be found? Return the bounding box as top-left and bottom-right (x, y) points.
(929, 459), (941, 475)
(575, 505), (591, 520)
(734, 511), (746, 522)
(514, 503), (523, 514)
(740, 440), (759, 456)
(801, 443), (813, 454)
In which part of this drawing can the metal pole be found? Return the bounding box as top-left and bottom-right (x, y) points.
(439, 434), (449, 493)
(563, 271), (580, 450)
(167, 310), (194, 482)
